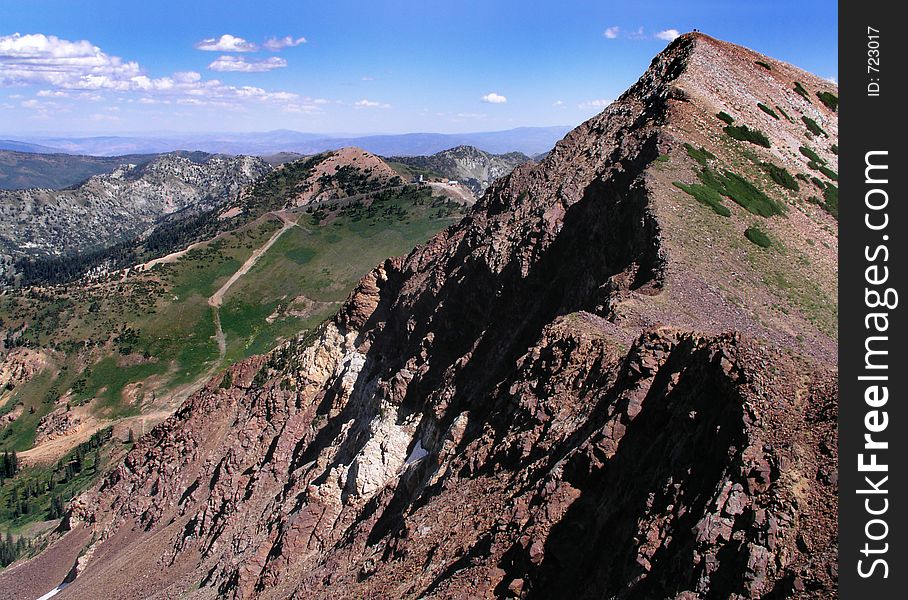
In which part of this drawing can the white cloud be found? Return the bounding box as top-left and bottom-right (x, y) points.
(553, 100), (565, 107)
(195, 34), (257, 52)
(174, 71), (202, 83)
(655, 29), (681, 41)
(19, 97), (66, 119)
(208, 55), (288, 72)
(579, 98), (612, 109)
(354, 98), (391, 109)
(825, 75), (838, 84)
(361, 75), (375, 81)
(0, 33), (142, 89)
(603, 26), (620, 39)
(0, 33), (302, 112)
(481, 92), (507, 104)
(263, 36), (307, 51)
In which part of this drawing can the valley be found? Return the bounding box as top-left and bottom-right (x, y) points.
(0, 149), (469, 564)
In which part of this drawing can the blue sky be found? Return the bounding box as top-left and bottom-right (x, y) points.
(0, 0), (837, 135)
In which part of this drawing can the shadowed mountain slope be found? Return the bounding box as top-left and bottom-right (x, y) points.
(1, 33), (837, 600)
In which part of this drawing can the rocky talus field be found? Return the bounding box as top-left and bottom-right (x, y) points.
(0, 33), (837, 599)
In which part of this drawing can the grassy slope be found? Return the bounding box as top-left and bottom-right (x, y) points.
(0, 180), (464, 544)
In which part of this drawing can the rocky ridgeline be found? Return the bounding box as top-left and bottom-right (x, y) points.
(0, 153), (270, 260)
(2, 33), (837, 599)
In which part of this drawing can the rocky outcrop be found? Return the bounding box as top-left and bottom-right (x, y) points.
(388, 145), (531, 197)
(3, 33), (837, 599)
(35, 407), (82, 444)
(0, 153), (270, 259)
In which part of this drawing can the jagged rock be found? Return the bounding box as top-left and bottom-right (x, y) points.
(2, 33), (837, 599)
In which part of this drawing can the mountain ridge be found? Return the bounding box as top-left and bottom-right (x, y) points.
(0, 32), (838, 599)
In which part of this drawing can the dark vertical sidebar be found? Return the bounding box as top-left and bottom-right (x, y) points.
(839, 1), (905, 597)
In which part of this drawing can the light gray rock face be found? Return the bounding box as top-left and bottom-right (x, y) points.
(0, 153), (270, 259)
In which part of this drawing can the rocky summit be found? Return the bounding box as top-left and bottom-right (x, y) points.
(387, 145), (531, 198)
(0, 33), (837, 599)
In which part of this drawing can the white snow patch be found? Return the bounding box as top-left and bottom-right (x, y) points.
(36, 583), (69, 600)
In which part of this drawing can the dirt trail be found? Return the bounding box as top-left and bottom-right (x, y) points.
(206, 211), (299, 366)
(208, 212), (299, 310)
(20, 213), (300, 467)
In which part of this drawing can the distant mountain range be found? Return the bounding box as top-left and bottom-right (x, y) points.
(1, 126), (572, 159)
(0, 149), (218, 190)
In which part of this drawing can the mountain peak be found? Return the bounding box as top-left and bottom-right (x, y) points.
(4, 35), (837, 599)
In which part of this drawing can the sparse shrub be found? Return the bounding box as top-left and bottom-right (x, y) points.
(717, 111), (735, 125)
(684, 143), (715, 166)
(793, 82), (812, 102)
(745, 226), (772, 248)
(757, 103), (780, 119)
(823, 184), (839, 218)
(799, 146), (824, 164)
(724, 124), (772, 148)
(810, 176), (825, 189)
(698, 167), (786, 217)
(672, 181), (731, 216)
(802, 116), (827, 137)
(763, 163), (800, 191)
(755, 60), (772, 70)
(655, 154), (670, 163)
(816, 91), (838, 111)
(830, 144), (838, 155)
(818, 165), (838, 181)
(776, 106), (792, 121)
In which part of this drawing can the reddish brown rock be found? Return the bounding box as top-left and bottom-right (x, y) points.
(1, 33), (837, 600)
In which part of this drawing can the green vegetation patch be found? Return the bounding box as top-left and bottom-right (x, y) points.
(816, 90), (839, 111)
(683, 143), (716, 166)
(776, 106), (792, 121)
(655, 154), (670, 163)
(757, 103), (780, 119)
(818, 165), (838, 181)
(830, 144), (838, 155)
(793, 82), (812, 102)
(808, 183), (839, 219)
(755, 60), (772, 70)
(762, 163), (800, 191)
(698, 167), (786, 217)
(724, 124), (772, 148)
(744, 226), (772, 248)
(822, 184), (839, 218)
(799, 146), (825, 165)
(802, 116), (827, 137)
(672, 181), (731, 217)
(717, 111), (735, 125)
(675, 167), (786, 219)
(1, 427), (115, 559)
